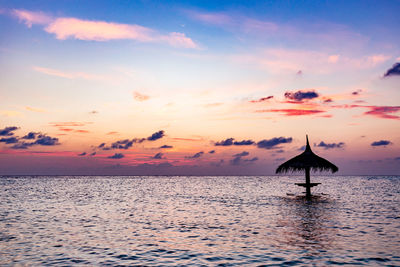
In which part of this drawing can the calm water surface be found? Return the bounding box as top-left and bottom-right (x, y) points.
(1, 176), (399, 266)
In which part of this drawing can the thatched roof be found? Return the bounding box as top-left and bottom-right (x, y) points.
(276, 135), (338, 174)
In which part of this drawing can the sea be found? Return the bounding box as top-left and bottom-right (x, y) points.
(0, 175), (399, 266)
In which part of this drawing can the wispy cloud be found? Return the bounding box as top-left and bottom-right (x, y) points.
(231, 48), (390, 74)
(152, 152), (164, 159)
(249, 96), (274, 103)
(12, 9), (197, 48)
(133, 91), (150, 101)
(230, 151), (258, 166)
(12, 9), (52, 28)
(33, 66), (106, 81)
(185, 151), (204, 159)
(25, 106), (46, 113)
(256, 109), (326, 116)
(363, 106), (400, 120)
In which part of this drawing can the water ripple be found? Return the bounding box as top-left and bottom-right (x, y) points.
(0, 175), (399, 266)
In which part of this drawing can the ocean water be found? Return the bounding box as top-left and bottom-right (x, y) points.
(0, 176), (399, 266)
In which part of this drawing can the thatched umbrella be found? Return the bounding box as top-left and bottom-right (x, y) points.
(276, 135), (338, 198)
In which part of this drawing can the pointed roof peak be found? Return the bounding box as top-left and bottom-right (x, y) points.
(305, 134), (312, 152)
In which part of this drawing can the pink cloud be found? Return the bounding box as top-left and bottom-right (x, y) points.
(12, 9), (197, 48)
(363, 106), (400, 120)
(256, 109), (326, 116)
(12, 9), (52, 28)
(45, 17), (154, 42)
(44, 17), (197, 48)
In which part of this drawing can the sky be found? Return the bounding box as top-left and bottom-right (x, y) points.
(0, 0), (399, 175)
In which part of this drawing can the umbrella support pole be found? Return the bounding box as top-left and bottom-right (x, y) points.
(305, 167), (311, 198)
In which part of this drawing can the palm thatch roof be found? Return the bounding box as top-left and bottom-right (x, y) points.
(276, 135), (338, 174)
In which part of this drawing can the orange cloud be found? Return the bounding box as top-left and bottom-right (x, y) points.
(25, 106), (46, 113)
(49, 122), (92, 127)
(133, 92), (150, 101)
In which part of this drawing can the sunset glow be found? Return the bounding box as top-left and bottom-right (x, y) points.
(1, 1), (399, 175)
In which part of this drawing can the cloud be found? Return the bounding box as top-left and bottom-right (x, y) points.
(257, 137), (292, 149)
(89, 110), (98, 114)
(12, 9), (52, 28)
(371, 140), (392, 147)
(49, 122), (91, 127)
(133, 91), (150, 101)
(215, 138), (234, 146)
(233, 151), (249, 157)
(284, 90), (319, 102)
(25, 106), (46, 113)
(315, 141), (344, 149)
(108, 153), (125, 159)
(215, 138), (255, 146)
(33, 66), (105, 81)
(35, 134), (59, 146)
(159, 145), (173, 149)
(249, 96), (273, 103)
(0, 137), (19, 144)
(78, 152), (86, 156)
(208, 150), (215, 154)
(383, 62), (400, 77)
(147, 130), (165, 141)
(22, 132), (40, 139)
(111, 139), (134, 149)
(3, 132), (60, 149)
(152, 152), (164, 159)
(352, 89), (362, 95)
(185, 151), (204, 159)
(230, 151), (258, 165)
(10, 142), (35, 149)
(331, 104), (400, 120)
(234, 140), (255, 146)
(44, 16), (196, 48)
(0, 126), (19, 136)
(12, 9), (198, 48)
(90, 152), (96, 156)
(257, 109), (325, 116)
(363, 106), (400, 120)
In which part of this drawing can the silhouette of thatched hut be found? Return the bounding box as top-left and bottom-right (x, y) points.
(276, 135), (338, 198)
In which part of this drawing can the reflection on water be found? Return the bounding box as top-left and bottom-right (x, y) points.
(276, 196), (337, 255)
(0, 176), (399, 266)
